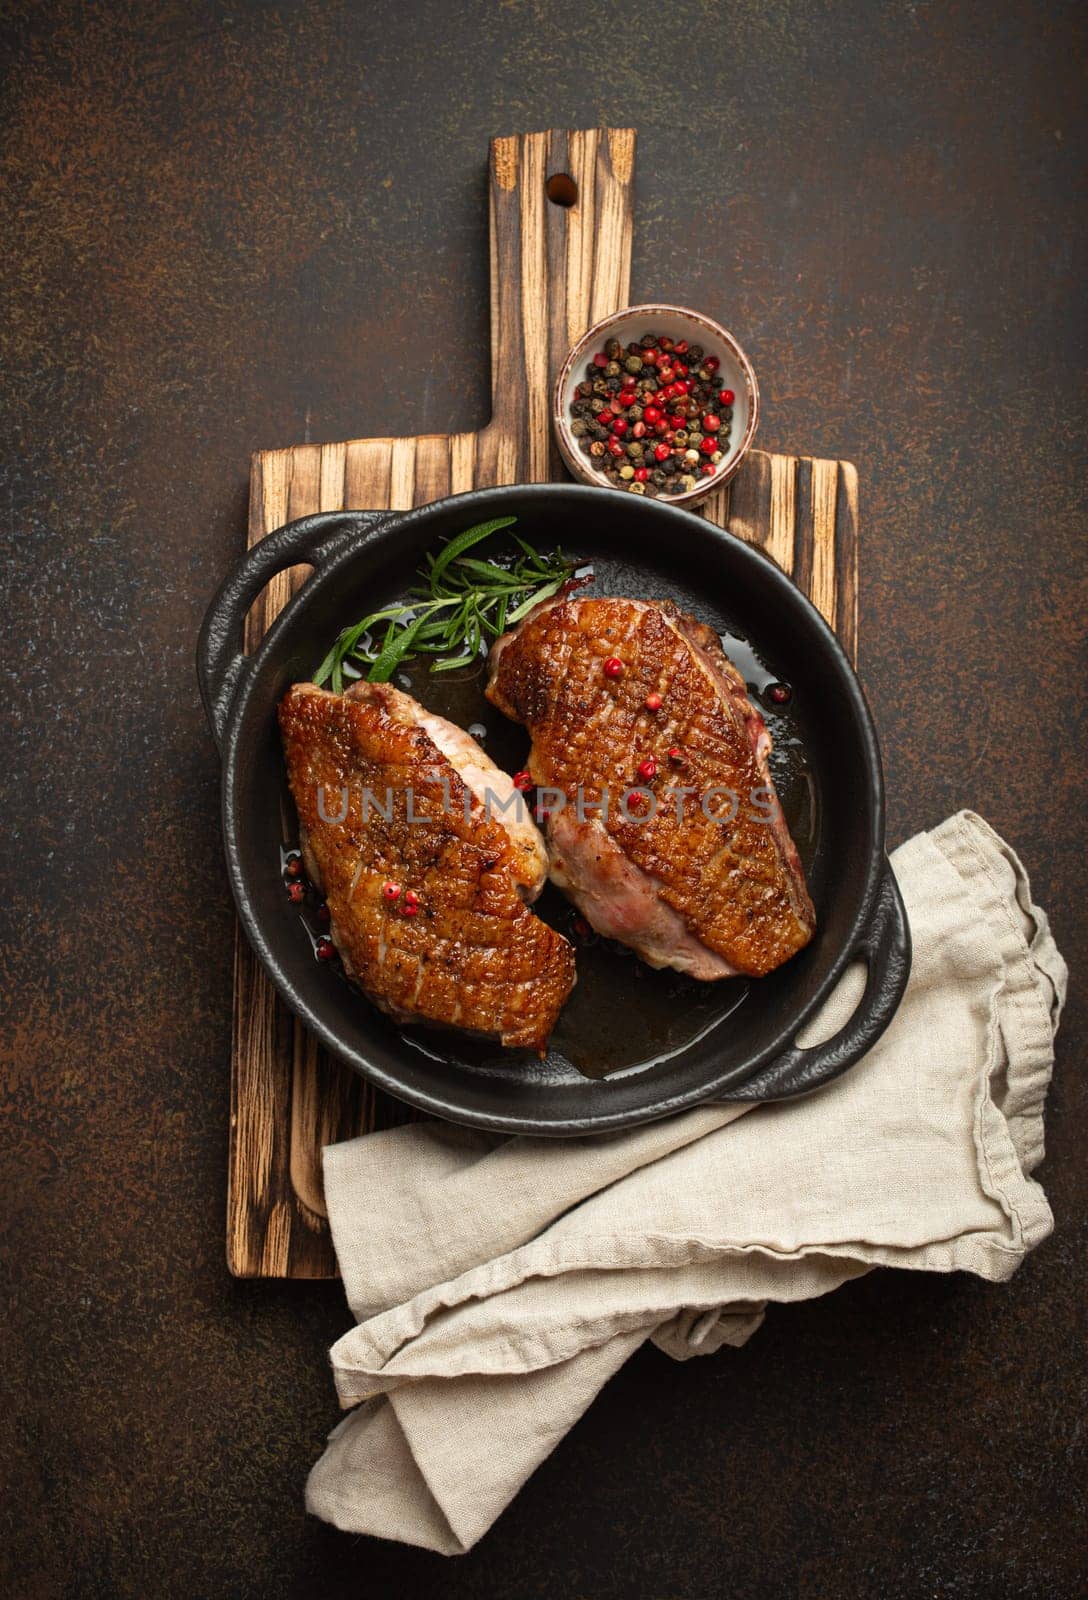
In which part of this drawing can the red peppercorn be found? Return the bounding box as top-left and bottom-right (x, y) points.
(644, 691), (662, 711)
(403, 889), (420, 908)
(624, 789), (647, 813)
(699, 436), (717, 455)
(287, 881), (306, 904)
(593, 351), (609, 367)
(572, 916), (592, 938)
(653, 442), (672, 462)
(608, 396), (624, 414)
(619, 389), (637, 408)
(643, 405), (662, 425)
(700, 464), (716, 476)
(632, 420), (646, 439)
(659, 336), (674, 351)
(611, 416), (628, 436)
(382, 881), (401, 901)
(674, 339), (689, 354)
(401, 900), (420, 917)
(719, 389), (735, 406)
(634, 465), (649, 481)
(316, 936), (336, 962)
(603, 656), (624, 678)
(285, 854), (303, 878)
(658, 367), (674, 384)
(668, 746), (684, 763)
(637, 756), (658, 781)
(607, 437), (625, 457)
(705, 355), (720, 373)
(670, 413), (687, 430)
(768, 682), (793, 704)
(654, 419), (669, 436)
(512, 769), (534, 791)
(642, 348), (658, 365)
(675, 362), (689, 377)
(703, 413), (721, 432)
(317, 903), (331, 925)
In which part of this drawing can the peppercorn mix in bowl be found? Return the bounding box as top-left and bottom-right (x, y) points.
(553, 305), (759, 506)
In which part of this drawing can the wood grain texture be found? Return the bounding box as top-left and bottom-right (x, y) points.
(228, 127), (858, 1277)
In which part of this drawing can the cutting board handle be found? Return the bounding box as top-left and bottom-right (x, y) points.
(196, 511), (390, 748)
(478, 127), (636, 485)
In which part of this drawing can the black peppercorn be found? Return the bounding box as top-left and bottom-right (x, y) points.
(605, 337), (622, 359)
(640, 332), (658, 348)
(688, 344), (704, 362)
(571, 419), (587, 437)
(605, 360), (622, 378)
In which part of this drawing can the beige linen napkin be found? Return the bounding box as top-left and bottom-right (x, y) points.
(305, 812), (1066, 1554)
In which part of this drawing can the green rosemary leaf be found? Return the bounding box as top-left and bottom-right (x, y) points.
(429, 652), (477, 674)
(453, 557), (524, 586)
(312, 642), (340, 689)
(504, 572), (567, 625)
(427, 516), (517, 587)
(366, 611), (435, 683)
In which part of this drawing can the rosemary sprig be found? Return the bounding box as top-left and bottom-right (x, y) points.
(313, 517), (579, 691)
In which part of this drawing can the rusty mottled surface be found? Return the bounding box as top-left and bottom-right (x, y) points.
(1, 1), (1085, 1596)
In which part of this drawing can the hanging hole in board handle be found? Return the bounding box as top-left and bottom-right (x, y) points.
(545, 172), (578, 207)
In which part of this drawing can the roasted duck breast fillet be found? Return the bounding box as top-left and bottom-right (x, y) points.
(486, 595), (815, 979)
(278, 681), (575, 1051)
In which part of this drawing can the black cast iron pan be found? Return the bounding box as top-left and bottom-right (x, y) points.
(197, 484), (910, 1134)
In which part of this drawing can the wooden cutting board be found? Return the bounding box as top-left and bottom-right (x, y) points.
(230, 126), (858, 1277)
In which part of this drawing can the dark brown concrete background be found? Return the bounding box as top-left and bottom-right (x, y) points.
(2, 1), (1085, 1595)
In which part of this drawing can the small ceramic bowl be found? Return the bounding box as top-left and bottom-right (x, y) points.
(553, 304), (760, 507)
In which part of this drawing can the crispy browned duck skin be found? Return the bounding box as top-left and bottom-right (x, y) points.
(278, 682), (575, 1052)
(486, 595), (815, 979)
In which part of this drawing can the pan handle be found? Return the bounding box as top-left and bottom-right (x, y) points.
(719, 860), (912, 1101)
(196, 511), (392, 751)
